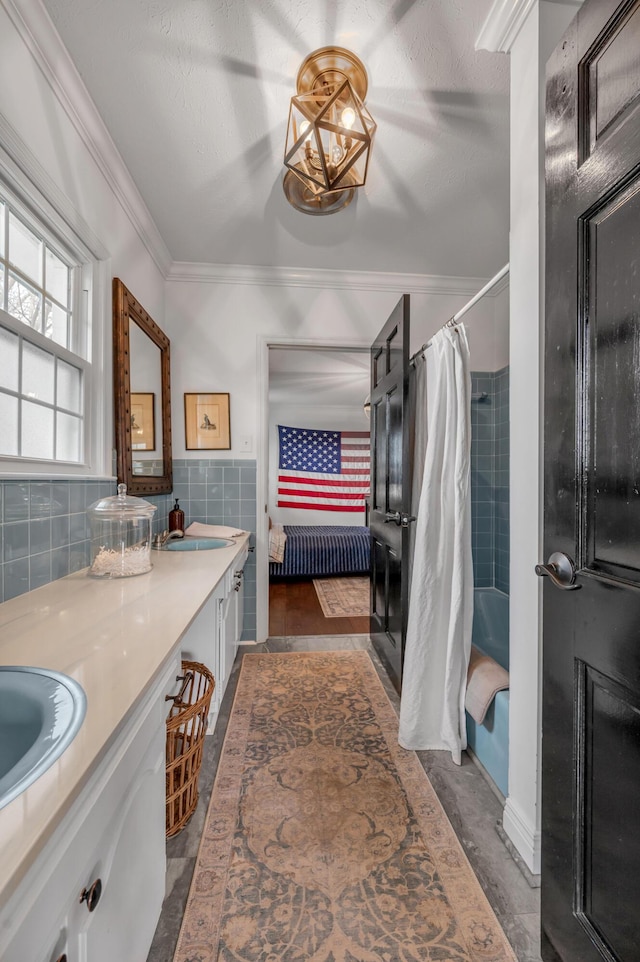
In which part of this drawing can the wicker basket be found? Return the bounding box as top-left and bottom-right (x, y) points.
(165, 660), (215, 838)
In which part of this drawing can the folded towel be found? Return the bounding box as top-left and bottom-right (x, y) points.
(465, 645), (510, 725)
(185, 522), (246, 539)
(268, 523), (287, 563)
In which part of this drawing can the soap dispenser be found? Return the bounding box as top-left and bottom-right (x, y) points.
(169, 498), (185, 532)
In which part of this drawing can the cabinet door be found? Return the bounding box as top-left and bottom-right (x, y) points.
(71, 724), (165, 962)
(180, 587), (223, 723)
(1, 663), (176, 962)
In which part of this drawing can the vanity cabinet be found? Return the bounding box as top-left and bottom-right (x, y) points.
(181, 545), (248, 730)
(0, 538), (251, 962)
(1, 657), (180, 962)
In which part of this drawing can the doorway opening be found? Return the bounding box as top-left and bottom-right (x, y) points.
(265, 344), (371, 640)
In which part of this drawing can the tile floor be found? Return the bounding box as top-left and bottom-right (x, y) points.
(147, 636), (542, 962)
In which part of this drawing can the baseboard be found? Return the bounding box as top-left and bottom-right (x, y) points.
(503, 796), (541, 875)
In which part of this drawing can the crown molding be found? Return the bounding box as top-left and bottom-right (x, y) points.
(476, 0), (582, 52)
(0, 112), (110, 260)
(2, 0), (172, 276)
(476, 0), (536, 52)
(166, 261), (505, 296)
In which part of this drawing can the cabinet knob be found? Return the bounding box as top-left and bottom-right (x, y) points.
(79, 877), (102, 912)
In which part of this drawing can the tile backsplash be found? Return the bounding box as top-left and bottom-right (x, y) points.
(172, 459), (256, 641)
(470, 367), (509, 594)
(1, 479), (114, 603)
(0, 465), (255, 641)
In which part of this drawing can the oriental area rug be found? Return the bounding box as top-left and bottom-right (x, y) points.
(174, 651), (516, 962)
(313, 576), (370, 618)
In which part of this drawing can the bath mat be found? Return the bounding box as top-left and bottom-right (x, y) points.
(313, 576), (370, 618)
(174, 650), (516, 962)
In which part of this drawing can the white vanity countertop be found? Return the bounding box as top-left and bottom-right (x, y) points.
(0, 535), (250, 907)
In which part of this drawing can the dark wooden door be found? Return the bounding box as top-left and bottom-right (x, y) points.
(369, 295), (410, 692)
(543, 2), (640, 959)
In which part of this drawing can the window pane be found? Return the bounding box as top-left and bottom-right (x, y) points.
(56, 411), (82, 462)
(45, 248), (69, 307)
(9, 212), (42, 285)
(8, 272), (42, 332)
(0, 392), (18, 455)
(44, 299), (69, 347)
(23, 341), (54, 404)
(57, 358), (82, 413)
(0, 202), (4, 258)
(22, 401), (53, 459)
(0, 326), (19, 392)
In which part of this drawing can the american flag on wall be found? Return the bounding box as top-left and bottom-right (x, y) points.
(277, 424), (370, 512)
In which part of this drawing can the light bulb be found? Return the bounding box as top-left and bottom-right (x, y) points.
(299, 120), (312, 142)
(331, 144), (343, 164)
(341, 107), (356, 129)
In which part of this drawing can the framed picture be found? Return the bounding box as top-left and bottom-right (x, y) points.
(184, 393), (231, 450)
(130, 393), (155, 450)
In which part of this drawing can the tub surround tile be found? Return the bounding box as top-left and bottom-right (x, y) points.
(471, 368), (509, 593)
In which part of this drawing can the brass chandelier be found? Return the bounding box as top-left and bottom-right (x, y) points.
(283, 47), (377, 215)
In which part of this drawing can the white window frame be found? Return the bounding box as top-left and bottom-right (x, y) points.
(0, 150), (111, 480)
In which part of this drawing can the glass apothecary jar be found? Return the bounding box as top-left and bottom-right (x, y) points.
(87, 484), (157, 578)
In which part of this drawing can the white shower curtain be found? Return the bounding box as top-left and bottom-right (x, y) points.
(398, 323), (473, 764)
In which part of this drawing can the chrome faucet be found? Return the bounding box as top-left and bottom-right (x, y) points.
(152, 529), (184, 549)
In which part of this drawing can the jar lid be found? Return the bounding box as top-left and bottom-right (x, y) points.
(87, 483), (157, 518)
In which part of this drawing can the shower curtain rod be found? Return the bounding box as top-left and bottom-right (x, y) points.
(409, 263), (509, 366)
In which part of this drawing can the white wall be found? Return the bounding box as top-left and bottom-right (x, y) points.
(164, 278), (508, 460)
(164, 275), (509, 641)
(501, 0), (580, 875)
(464, 282), (510, 372)
(0, 0), (166, 476)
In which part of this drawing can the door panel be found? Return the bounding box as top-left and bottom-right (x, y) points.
(543, 2), (640, 959)
(369, 295), (410, 692)
(587, 178), (640, 577)
(578, 665), (640, 959)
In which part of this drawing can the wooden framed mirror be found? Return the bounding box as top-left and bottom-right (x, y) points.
(113, 278), (172, 495)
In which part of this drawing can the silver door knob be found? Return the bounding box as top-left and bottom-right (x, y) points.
(384, 511), (417, 527)
(535, 552), (580, 590)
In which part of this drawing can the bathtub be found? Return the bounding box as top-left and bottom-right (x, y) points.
(465, 587), (509, 796)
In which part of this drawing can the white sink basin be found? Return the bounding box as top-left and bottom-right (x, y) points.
(164, 537), (234, 551)
(0, 667), (86, 810)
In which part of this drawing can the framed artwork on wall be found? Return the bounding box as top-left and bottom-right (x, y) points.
(130, 393), (155, 450)
(184, 393), (231, 450)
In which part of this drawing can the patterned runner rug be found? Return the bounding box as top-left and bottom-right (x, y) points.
(313, 576), (370, 618)
(174, 651), (516, 962)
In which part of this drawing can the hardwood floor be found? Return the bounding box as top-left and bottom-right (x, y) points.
(269, 578), (370, 636)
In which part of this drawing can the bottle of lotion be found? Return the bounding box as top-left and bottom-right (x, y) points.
(168, 498), (185, 532)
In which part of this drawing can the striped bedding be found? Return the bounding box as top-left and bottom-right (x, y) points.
(269, 525), (370, 577)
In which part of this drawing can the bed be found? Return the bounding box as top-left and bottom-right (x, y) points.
(269, 524), (370, 578)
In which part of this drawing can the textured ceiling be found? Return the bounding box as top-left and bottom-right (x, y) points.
(41, 0), (510, 277)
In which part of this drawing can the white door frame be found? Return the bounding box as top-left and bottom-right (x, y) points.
(255, 333), (372, 643)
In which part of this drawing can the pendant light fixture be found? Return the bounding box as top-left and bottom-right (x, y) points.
(283, 47), (376, 215)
